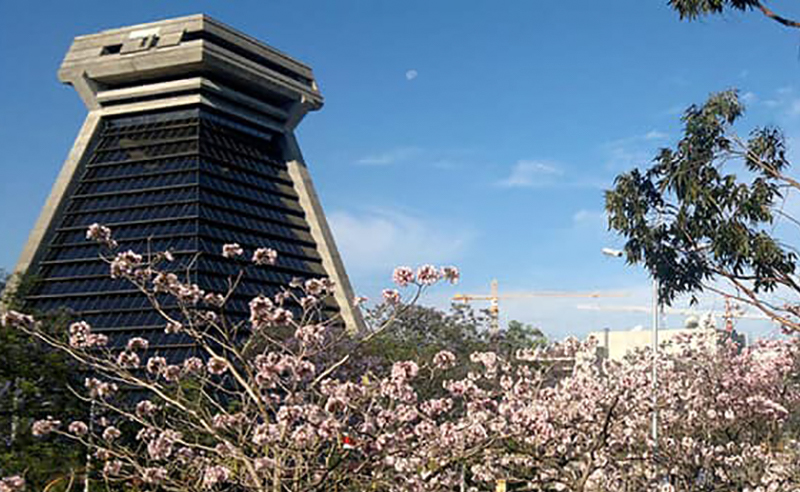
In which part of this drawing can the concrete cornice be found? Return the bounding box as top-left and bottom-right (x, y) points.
(58, 14), (323, 118)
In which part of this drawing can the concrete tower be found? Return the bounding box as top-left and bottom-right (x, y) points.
(14, 15), (364, 354)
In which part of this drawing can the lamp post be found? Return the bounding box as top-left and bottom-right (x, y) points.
(601, 248), (659, 455)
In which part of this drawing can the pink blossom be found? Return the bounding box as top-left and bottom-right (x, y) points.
(391, 361), (419, 381)
(254, 457), (275, 472)
(85, 378), (117, 399)
(295, 324), (326, 346)
(204, 292), (225, 307)
(415, 264), (440, 285)
(392, 266), (414, 287)
(252, 423), (281, 445)
(183, 357), (204, 374)
(207, 357), (228, 375)
(1, 476), (25, 492)
(68, 321), (93, 348)
(146, 356), (167, 375)
(433, 350), (457, 370)
(202, 465), (231, 489)
(420, 398), (453, 417)
(305, 278), (325, 296)
(153, 272), (180, 293)
(176, 283), (204, 304)
(163, 365), (182, 382)
(222, 243), (244, 258)
(382, 289), (401, 305)
(86, 223), (117, 248)
(31, 417), (60, 437)
(164, 321), (182, 334)
(68, 421), (88, 436)
(110, 250), (143, 279)
(175, 447), (194, 464)
(253, 247), (278, 265)
(440, 266), (460, 284)
(116, 351), (140, 369)
(136, 428), (158, 441)
(136, 400), (158, 418)
(271, 307), (294, 325)
(300, 295), (317, 309)
(141, 467), (167, 484)
(147, 430), (181, 460)
(103, 460), (123, 476)
(395, 404), (419, 423)
(88, 333), (108, 347)
(94, 448), (112, 460)
(102, 426), (121, 442)
(0, 310), (35, 329)
(470, 351), (499, 372)
(249, 295), (274, 328)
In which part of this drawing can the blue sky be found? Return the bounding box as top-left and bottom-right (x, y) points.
(2, 1), (800, 341)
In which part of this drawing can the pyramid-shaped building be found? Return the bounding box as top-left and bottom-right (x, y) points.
(13, 15), (363, 355)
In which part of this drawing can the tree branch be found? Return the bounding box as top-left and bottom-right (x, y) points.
(757, 2), (800, 29)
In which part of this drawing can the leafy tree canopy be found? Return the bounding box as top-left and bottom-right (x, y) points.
(606, 90), (800, 330)
(0, 273), (86, 490)
(669, 0), (800, 29)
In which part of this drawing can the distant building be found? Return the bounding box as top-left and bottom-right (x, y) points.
(588, 325), (746, 361)
(11, 15), (364, 358)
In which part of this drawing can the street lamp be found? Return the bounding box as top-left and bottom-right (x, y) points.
(601, 247), (660, 457)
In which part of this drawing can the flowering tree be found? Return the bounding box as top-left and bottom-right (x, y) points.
(1, 224), (799, 491)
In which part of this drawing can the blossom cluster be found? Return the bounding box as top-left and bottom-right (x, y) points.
(0, 476), (24, 492)
(391, 264), (460, 288)
(5, 224), (799, 491)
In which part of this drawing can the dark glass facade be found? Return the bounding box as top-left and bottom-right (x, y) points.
(23, 107), (334, 358)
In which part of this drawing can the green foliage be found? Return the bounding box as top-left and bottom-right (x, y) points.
(606, 90), (797, 305)
(0, 273), (86, 490)
(362, 303), (546, 400)
(363, 304), (547, 366)
(496, 320), (547, 358)
(668, 0), (761, 20)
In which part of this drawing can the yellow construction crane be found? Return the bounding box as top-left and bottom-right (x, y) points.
(453, 279), (628, 334)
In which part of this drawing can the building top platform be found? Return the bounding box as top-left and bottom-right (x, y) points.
(58, 14), (323, 112)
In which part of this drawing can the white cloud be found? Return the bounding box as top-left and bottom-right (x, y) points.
(789, 99), (800, 118)
(496, 160), (564, 188)
(572, 209), (606, 226)
(356, 147), (421, 166)
(662, 104), (685, 117)
(750, 86), (800, 119)
(602, 130), (669, 172)
(644, 130), (668, 140)
(666, 75), (689, 87)
(405, 69), (418, 81)
(741, 91), (758, 104)
(328, 208), (474, 278)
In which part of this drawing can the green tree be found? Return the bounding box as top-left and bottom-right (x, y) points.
(363, 304), (547, 368)
(498, 320), (547, 357)
(0, 273), (86, 490)
(669, 0), (800, 29)
(605, 89), (800, 331)
(362, 303), (490, 367)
